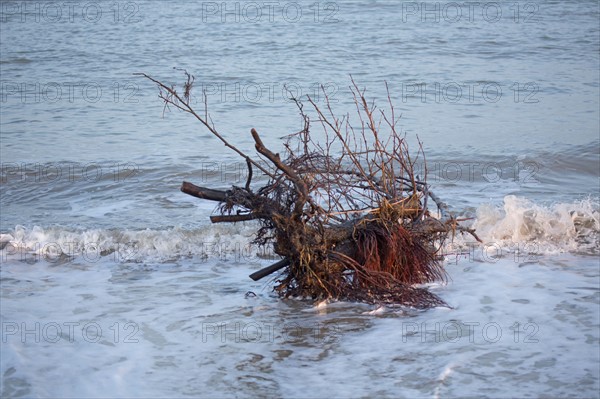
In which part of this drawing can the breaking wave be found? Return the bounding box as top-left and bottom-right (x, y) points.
(0, 223), (272, 265)
(469, 195), (599, 254)
(1, 196), (598, 265)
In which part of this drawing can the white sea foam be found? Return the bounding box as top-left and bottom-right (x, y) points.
(468, 195), (599, 254)
(0, 223), (266, 264)
(2, 196), (598, 266)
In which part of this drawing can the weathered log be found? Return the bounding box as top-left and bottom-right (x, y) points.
(249, 258), (290, 281)
(210, 214), (259, 223)
(181, 181), (227, 201)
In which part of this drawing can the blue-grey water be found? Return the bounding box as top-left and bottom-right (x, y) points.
(1, 1), (599, 398)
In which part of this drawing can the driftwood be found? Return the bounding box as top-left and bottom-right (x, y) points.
(138, 71), (481, 308)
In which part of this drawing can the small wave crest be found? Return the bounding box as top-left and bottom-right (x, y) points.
(0, 223), (276, 265)
(453, 195), (599, 255)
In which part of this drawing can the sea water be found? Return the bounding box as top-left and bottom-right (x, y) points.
(1, 1), (599, 398)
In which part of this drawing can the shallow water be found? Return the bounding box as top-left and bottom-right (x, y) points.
(1, 253), (598, 398)
(1, 1), (599, 398)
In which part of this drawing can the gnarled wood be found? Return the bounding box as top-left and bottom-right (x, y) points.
(142, 72), (482, 308)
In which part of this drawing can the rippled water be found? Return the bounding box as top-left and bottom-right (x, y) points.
(1, 1), (599, 398)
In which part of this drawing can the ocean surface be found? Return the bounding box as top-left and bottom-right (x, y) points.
(1, 1), (599, 398)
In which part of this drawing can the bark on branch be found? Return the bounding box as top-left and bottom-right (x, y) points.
(181, 181), (227, 202)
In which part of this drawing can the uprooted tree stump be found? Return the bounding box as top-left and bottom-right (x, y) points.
(137, 71), (482, 308)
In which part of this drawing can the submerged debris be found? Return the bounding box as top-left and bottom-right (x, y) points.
(138, 72), (481, 308)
